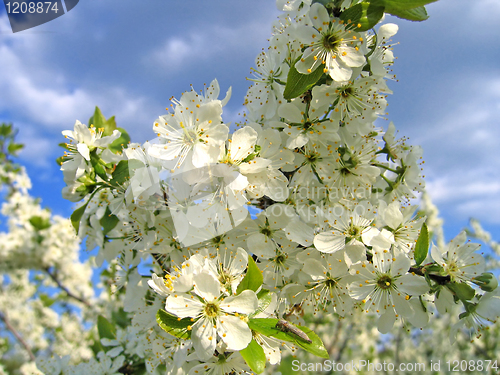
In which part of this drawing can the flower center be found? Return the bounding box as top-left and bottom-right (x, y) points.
(183, 129), (199, 146)
(340, 86), (354, 98)
(377, 275), (393, 290)
(218, 270), (234, 288)
(204, 302), (220, 318)
(323, 33), (340, 51)
(325, 278), (337, 289)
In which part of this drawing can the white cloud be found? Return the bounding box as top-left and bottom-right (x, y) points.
(426, 172), (500, 224)
(144, 19), (272, 75)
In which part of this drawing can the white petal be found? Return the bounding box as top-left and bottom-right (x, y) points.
(165, 294), (203, 318)
(218, 315), (252, 351)
(193, 272), (221, 301)
(285, 219), (314, 247)
(397, 274), (429, 295)
(247, 233), (276, 258)
(192, 317), (216, 361)
(221, 290), (258, 315)
(377, 310), (396, 334)
(314, 231), (345, 253)
(77, 143), (90, 161)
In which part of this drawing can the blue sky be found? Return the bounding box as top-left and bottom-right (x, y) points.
(0, 0), (499, 242)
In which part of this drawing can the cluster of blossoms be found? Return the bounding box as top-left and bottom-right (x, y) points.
(26, 0), (500, 374)
(0, 140), (99, 374)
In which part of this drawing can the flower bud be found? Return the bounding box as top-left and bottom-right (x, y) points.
(471, 272), (498, 292)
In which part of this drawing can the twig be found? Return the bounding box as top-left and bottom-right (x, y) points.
(43, 268), (92, 308)
(0, 310), (36, 361)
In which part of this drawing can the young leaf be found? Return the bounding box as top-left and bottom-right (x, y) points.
(414, 222), (429, 266)
(97, 315), (116, 341)
(88, 107), (117, 136)
(380, 0), (438, 10)
(283, 59), (325, 100)
(240, 339), (266, 374)
(29, 216), (51, 231)
(108, 127), (130, 154)
(446, 282), (476, 301)
(109, 160), (130, 187)
(70, 202), (89, 234)
(236, 255), (263, 294)
(385, 5), (429, 21)
(156, 309), (192, 340)
(340, 2), (385, 31)
(100, 206), (119, 235)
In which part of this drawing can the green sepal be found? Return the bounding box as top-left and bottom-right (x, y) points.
(339, 2), (385, 32)
(283, 58), (325, 100)
(29, 215), (51, 231)
(88, 107), (117, 137)
(248, 318), (328, 358)
(97, 315), (116, 341)
(446, 282), (476, 301)
(156, 309), (192, 340)
(240, 339), (266, 374)
(90, 149), (109, 181)
(100, 206), (119, 236)
(414, 222), (429, 266)
(236, 256), (263, 295)
(109, 127), (130, 154)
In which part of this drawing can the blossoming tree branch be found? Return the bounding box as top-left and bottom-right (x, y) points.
(2, 0), (499, 374)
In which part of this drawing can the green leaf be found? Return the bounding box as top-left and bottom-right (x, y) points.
(7, 142), (23, 155)
(70, 202), (89, 234)
(0, 123), (13, 137)
(156, 309), (192, 340)
(248, 318), (328, 358)
(236, 256), (263, 294)
(100, 206), (119, 235)
(29, 216), (51, 231)
(39, 293), (56, 307)
(252, 289), (273, 317)
(240, 339), (266, 374)
(291, 325), (329, 358)
(414, 222), (429, 266)
(97, 315), (116, 341)
(446, 282), (476, 301)
(340, 2), (385, 31)
(110, 160), (131, 187)
(88, 107), (117, 136)
(283, 58), (325, 100)
(385, 5), (428, 21)
(380, 0), (437, 10)
(112, 308), (130, 329)
(108, 127), (130, 154)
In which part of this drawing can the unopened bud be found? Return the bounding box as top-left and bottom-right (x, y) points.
(472, 272), (498, 292)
